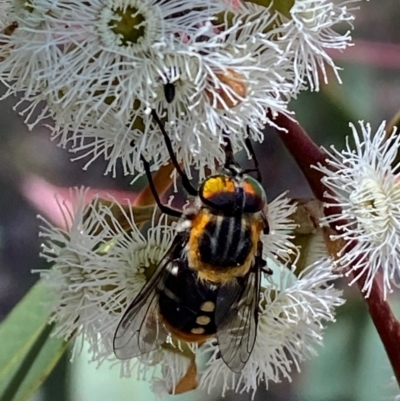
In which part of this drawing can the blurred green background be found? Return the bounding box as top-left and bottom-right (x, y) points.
(1, 1), (400, 400)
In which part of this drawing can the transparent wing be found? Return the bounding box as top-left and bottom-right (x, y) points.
(113, 235), (185, 359)
(215, 255), (262, 373)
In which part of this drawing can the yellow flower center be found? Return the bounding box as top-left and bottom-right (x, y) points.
(109, 6), (146, 46)
(271, 0), (295, 18)
(242, 0), (294, 18)
(350, 177), (400, 245)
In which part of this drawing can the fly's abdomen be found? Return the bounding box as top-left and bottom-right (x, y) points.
(158, 266), (218, 337)
(197, 216), (253, 268)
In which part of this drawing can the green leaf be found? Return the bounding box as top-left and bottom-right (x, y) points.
(0, 281), (69, 401)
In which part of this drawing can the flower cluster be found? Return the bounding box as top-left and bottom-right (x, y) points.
(0, 0), (358, 178)
(38, 188), (343, 395)
(199, 260), (343, 396)
(38, 190), (174, 364)
(314, 121), (400, 299)
(6, 0), (394, 397)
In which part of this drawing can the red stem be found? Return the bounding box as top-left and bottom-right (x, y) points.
(273, 112), (400, 386)
(360, 275), (400, 385)
(273, 113), (327, 200)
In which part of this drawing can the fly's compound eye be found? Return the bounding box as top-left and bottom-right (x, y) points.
(243, 176), (267, 213)
(199, 175), (237, 211)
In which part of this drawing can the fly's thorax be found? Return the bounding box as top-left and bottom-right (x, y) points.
(186, 208), (264, 283)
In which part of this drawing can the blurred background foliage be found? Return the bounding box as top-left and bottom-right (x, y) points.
(1, 1), (400, 400)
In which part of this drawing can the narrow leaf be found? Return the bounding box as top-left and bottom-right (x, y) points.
(0, 281), (69, 401)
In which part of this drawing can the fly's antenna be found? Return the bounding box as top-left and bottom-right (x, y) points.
(151, 109), (198, 196)
(222, 133), (239, 171)
(245, 127), (262, 183)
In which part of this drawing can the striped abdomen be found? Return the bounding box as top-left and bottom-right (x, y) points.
(158, 264), (218, 341)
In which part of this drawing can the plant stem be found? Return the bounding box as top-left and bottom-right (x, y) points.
(273, 113), (327, 200)
(359, 273), (400, 385)
(274, 112), (400, 387)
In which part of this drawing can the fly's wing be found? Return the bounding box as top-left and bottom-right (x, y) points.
(215, 257), (262, 373)
(113, 282), (166, 360)
(113, 235), (185, 360)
